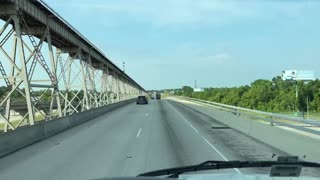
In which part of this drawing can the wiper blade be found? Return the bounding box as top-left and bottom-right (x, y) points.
(137, 159), (320, 178)
(138, 160), (224, 177)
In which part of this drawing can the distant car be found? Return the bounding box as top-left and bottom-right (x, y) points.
(156, 93), (161, 100)
(136, 96), (148, 104)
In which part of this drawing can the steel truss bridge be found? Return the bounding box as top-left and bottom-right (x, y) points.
(0, 0), (145, 132)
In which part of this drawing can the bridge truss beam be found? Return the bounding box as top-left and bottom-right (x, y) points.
(0, 7), (143, 132)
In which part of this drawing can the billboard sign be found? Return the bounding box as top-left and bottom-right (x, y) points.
(282, 70), (315, 81)
(194, 88), (204, 92)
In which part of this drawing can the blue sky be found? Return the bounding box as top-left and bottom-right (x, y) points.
(44, 0), (320, 90)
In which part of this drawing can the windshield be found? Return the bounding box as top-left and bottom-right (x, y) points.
(0, 0), (319, 180)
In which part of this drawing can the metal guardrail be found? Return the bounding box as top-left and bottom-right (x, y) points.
(179, 96), (320, 136)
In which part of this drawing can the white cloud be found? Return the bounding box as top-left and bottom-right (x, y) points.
(46, 0), (317, 27)
(196, 53), (231, 65)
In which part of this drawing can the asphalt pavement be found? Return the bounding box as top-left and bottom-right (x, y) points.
(0, 99), (318, 179)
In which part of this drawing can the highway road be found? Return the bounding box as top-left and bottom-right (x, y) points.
(0, 99), (318, 179)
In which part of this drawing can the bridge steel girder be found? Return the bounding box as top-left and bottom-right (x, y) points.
(0, 1), (144, 132)
(0, 14), (62, 131)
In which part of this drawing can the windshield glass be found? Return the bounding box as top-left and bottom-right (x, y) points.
(0, 0), (319, 179)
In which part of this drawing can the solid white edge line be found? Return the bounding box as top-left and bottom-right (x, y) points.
(202, 136), (242, 174)
(184, 119), (200, 134)
(166, 100), (242, 174)
(136, 128), (142, 137)
(165, 100), (199, 134)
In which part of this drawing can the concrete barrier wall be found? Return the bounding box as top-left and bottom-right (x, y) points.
(173, 99), (320, 162)
(0, 124), (45, 157)
(44, 117), (71, 137)
(0, 99), (135, 157)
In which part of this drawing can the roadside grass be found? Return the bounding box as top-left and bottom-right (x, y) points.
(182, 97), (320, 124)
(0, 119), (25, 132)
(35, 114), (45, 122)
(188, 99), (270, 122)
(276, 112), (320, 121)
(207, 103), (320, 124)
(0, 110), (58, 132)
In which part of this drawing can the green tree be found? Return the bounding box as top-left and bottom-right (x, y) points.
(181, 86), (193, 97)
(175, 77), (320, 112)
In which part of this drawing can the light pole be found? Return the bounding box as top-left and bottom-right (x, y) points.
(295, 81), (298, 112)
(306, 97), (309, 119)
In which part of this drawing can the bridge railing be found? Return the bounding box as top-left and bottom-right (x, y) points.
(177, 96), (320, 136)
